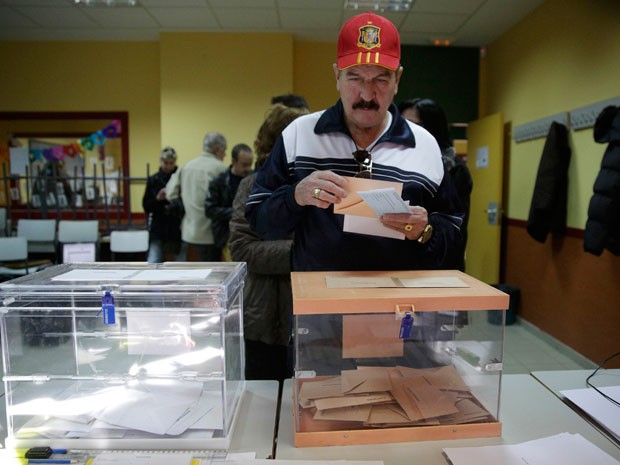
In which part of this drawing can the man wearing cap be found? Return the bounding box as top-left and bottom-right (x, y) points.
(246, 12), (464, 272)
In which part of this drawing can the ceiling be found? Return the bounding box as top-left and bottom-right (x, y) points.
(0, 0), (544, 46)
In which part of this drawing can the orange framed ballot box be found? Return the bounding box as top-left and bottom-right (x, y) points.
(291, 270), (509, 447)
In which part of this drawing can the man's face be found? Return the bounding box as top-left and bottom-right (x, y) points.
(231, 150), (254, 178)
(335, 64), (403, 132)
(160, 156), (176, 175)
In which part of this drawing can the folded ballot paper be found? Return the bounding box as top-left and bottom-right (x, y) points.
(334, 177), (410, 239)
(442, 432), (620, 465)
(298, 365), (493, 427)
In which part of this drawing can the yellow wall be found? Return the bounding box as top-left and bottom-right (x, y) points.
(294, 41), (339, 112)
(0, 35), (342, 213)
(0, 41), (161, 211)
(160, 32), (295, 166)
(485, 0), (620, 226)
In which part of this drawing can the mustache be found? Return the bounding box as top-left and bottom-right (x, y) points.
(352, 100), (380, 110)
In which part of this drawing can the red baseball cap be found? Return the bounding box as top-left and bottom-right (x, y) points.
(337, 12), (401, 71)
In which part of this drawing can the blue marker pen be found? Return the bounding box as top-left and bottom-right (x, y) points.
(27, 460), (78, 464)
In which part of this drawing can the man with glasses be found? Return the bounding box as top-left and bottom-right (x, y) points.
(246, 12), (464, 272)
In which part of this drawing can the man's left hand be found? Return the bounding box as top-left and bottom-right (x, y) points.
(380, 206), (428, 240)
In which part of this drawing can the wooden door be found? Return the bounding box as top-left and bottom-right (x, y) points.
(465, 113), (504, 284)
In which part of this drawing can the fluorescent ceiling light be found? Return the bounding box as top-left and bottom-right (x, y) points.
(74, 0), (138, 6)
(344, 0), (414, 12)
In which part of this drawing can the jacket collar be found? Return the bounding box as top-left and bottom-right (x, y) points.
(314, 99), (417, 148)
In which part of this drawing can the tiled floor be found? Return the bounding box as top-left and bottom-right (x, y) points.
(503, 318), (596, 374)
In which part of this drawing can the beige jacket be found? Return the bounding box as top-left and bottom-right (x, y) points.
(166, 151), (227, 244)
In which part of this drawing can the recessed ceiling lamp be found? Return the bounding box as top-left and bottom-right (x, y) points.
(74, 0), (138, 6)
(344, 0), (414, 12)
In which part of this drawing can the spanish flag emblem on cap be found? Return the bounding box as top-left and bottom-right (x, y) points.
(337, 12), (400, 71)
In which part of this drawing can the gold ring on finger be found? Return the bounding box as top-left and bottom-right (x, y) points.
(313, 187), (322, 199)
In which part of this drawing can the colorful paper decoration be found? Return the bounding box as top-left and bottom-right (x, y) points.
(18, 120), (120, 167)
(80, 137), (95, 151)
(92, 130), (106, 146)
(43, 149), (54, 162)
(51, 146), (64, 160)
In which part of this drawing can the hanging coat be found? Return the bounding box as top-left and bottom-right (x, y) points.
(527, 122), (572, 243)
(584, 105), (620, 256)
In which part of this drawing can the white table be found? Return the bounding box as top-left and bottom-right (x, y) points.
(531, 369), (620, 446)
(531, 369), (620, 396)
(229, 380), (279, 458)
(275, 375), (620, 464)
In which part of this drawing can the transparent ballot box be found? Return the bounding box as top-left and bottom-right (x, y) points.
(0, 262), (246, 450)
(291, 270), (509, 447)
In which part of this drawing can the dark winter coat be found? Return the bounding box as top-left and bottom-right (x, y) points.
(229, 174), (293, 347)
(584, 105), (620, 256)
(142, 167), (181, 242)
(204, 168), (243, 250)
(527, 122), (571, 243)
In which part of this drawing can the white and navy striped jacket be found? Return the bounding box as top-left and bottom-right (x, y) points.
(246, 100), (464, 271)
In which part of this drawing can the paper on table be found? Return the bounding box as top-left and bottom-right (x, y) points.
(233, 460), (383, 465)
(442, 432), (620, 465)
(560, 385), (620, 440)
(91, 452), (194, 465)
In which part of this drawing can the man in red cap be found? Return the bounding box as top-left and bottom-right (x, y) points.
(246, 12), (464, 272)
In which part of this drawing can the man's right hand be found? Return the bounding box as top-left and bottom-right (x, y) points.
(156, 188), (167, 201)
(294, 170), (348, 208)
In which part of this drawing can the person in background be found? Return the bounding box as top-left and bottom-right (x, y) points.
(398, 98), (473, 271)
(205, 143), (254, 261)
(142, 146), (182, 262)
(229, 104), (309, 381)
(166, 132), (228, 261)
(246, 12), (464, 272)
(271, 93), (309, 110)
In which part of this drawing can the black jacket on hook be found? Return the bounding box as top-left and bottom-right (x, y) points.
(527, 122), (571, 243)
(584, 105), (620, 256)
